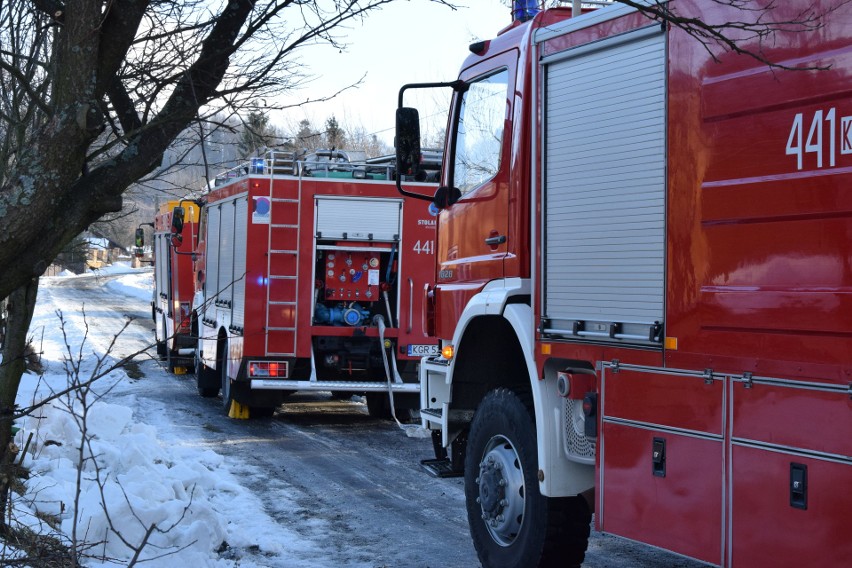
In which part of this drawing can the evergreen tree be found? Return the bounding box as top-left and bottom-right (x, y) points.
(324, 115), (347, 149)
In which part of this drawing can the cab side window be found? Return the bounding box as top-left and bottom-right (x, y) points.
(453, 69), (509, 196)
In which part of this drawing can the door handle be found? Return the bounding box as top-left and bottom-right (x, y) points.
(484, 235), (506, 246)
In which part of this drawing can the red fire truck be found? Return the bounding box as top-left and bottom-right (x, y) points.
(150, 200), (201, 373)
(395, 1), (852, 566)
(186, 150), (438, 419)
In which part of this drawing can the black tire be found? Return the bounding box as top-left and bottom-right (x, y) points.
(154, 317), (166, 357)
(166, 343), (174, 373)
(250, 406), (276, 418)
(193, 320), (218, 396)
(157, 320), (168, 360)
(366, 392), (419, 422)
(465, 388), (591, 568)
(221, 350), (234, 414)
(365, 393), (391, 419)
(196, 360), (219, 397)
(329, 391), (359, 400)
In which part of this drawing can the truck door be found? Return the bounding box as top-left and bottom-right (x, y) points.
(438, 54), (515, 287)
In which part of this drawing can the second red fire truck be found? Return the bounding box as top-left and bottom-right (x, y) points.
(395, 0), (852, 566)
(170, 150), (439, 419)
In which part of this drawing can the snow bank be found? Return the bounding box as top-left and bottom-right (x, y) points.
(8, 267), (320, 567)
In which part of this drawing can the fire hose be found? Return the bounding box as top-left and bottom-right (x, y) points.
(373, 312), (428, 438)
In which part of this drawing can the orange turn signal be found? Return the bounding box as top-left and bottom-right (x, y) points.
(441, 344), (454, 360)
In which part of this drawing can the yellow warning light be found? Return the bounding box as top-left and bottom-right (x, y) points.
(541, 343), (552, 355)
(441, 344), (455, 360)
(383, 339), (393, 349)
(665, 337), (678, 350)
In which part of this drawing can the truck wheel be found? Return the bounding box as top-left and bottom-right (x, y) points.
(196, 356), (219, 397)
(366, 392), (419, 421)
(365, 393), (391, 419)
(196, 368), (219, 397)
(221, 353), (234, 413)
(154, 319), (166, 358)
(194, 330), (219, 397)
(465, 388), (590, 568)
(157, 321), (168, 360)
(250, 406), (276, 418)
(166, 343), (174, 373)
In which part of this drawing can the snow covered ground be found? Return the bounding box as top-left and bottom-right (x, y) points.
(6, 264), (319, 567)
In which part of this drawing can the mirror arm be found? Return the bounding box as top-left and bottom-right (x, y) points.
(395, 80), (465, 201)
(397, 80), (466, 109)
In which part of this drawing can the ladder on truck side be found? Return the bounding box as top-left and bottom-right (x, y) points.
(264, 152), (300, 357)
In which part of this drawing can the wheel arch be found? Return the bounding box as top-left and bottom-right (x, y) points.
(450, 313), (529, 411)
(449, 299), (594, 497)
(216, 327), (228, 371)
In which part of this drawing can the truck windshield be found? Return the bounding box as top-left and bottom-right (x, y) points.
(453, 69), (508, 196)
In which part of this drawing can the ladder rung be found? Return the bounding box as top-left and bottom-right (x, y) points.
(266, 178), (300, 358)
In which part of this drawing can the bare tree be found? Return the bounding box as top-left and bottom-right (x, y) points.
(524, 1), (848, 69)
(0, 0), (458, 518)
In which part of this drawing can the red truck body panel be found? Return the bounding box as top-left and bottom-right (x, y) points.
(152, 201), (200, 366)
(420, 1), (852, 565)
(195, 158), (437, 409)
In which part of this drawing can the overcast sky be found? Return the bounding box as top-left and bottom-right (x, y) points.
(277, 0), (512, 145)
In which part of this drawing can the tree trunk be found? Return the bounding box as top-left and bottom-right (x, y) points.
(0, 278), (39, 532)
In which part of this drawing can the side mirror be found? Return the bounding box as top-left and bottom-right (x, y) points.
(396, 107), (422, 180)
(171, 206), (185, 235)
(135, 227), (145, 248)
(433, 186), (461, 209)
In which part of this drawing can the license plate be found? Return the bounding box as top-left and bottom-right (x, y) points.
(407, 344), (440, 356)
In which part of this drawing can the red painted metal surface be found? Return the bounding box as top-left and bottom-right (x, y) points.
(601, 422), (723, 565)
(731, 446), (852, 567)
(732, 381), (852, 458)
(665, 0), (852, 383)
(432, 0), (852, 564)
(154, 202), (199, 350)
(203, 174), (437, 367)
(603, 369), (724, 436)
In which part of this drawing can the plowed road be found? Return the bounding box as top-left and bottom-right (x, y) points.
(37, 271), (704, 568)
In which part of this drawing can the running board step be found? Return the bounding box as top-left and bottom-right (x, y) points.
(250, 379), (420, 392)
(420, 407), (443, 425)
(420, 458), (463, 478)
